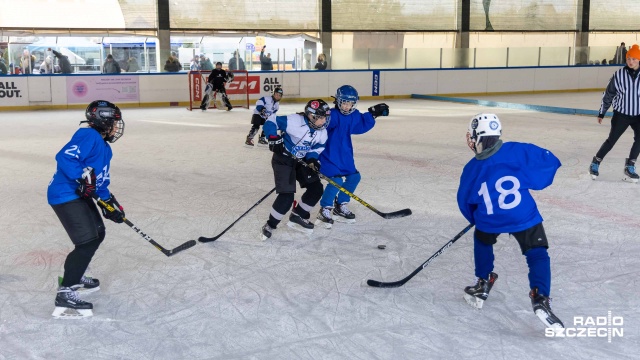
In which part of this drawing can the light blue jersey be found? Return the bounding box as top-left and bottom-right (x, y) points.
(47, 128), (113, 205)
(263, 113), (327, 160)
(253, 96), (280, 119)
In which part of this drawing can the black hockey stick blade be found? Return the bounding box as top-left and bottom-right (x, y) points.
(367, 224), (474, 288)
(198, 187), (277, 243)
(92, 195), (197, 257)
(377, 208), (412, 219)
(164, 239), (197, 257)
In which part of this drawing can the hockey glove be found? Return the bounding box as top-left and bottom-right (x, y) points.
(368, 103), (390, 118)
(98, 194), (125, 223)
(305, 158), (321, 173)
(75, 167), (96, 199)
(260, 108), (270, 118)
(268, 135), (284, 154)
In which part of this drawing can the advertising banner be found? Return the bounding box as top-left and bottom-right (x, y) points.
(66, 76), (139, 104)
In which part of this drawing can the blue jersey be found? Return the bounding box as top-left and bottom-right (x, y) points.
(457, 142), (561, 233)
(47, 128), (113, 205)
(319, 109), (375, 177)
(263, 113), (328, 160)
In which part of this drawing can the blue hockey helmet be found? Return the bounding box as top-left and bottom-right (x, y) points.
(335, 85), (359, 115)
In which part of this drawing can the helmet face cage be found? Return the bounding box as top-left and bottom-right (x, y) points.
(335, 85), (359, 115)
(272, 87), (283, 101)
(305, 99), (331, 130)
(85, 100), (125, 143)
(467, 113), (501, 153)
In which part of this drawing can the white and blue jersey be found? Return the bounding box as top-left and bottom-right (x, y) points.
(253, 96), (280, 119)
(319, 108), (375, 177)
(263, 113), (328, 160)
(457, 142), (561, 234)
(47, 128), (113, 205)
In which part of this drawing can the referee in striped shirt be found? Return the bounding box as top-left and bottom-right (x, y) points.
(589, 44), (640, 183)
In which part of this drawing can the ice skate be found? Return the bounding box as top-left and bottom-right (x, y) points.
(314, 207), (334, 229)
(623, 158), (639, 183)
(589, 156), (600, 180)
(58, 275), (100, 294)
(287, 211), (314, 234)
(261, 223), (274, 241)
(257, 136), (268, 146)
(463, 272), (498, 309)
(52, 286), (93, 319)
(530, 288), (564, 331)
(245, 136), (255, 147)
(333, 200), (356, 224)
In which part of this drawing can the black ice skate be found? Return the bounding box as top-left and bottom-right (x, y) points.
(589, 156), (601, 180)
(315, 207), (334, 229)
(530, 287), (564, 331)
(58, 275), (100, 294)
(258, 136), (268, 145)
(463, 272), (498, 309)
(261, 223), (275, 241)
(333, 200), (356, 224)
(287, 211), (314, 234)
(623, 158), (639, 183)
(245, 136), (255, 147)
(52, 286), (93, 319)
(79, 275), (100, 293)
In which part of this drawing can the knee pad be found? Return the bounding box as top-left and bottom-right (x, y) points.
(301, 181), (323, 204)
(475, 228), (498, 245)
(273, 193), (295, 215)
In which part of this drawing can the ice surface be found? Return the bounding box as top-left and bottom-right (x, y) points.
(0, 95), (637, 359)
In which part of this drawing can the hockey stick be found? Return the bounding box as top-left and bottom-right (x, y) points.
(93, 196), (196, 257)
(198, 187), (277, 243)
(367, 224), (474, 288)
(286, 152), (412, 219)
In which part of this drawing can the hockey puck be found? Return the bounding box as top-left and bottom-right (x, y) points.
(377, 245), (386, 250)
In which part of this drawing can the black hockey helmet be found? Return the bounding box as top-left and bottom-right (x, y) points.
(83, 100), (125, 143)
(273, 86), (283, 97)
(304, 99), (331, 130)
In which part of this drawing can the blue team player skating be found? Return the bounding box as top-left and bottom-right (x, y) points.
(47, 100), (127, 319)
(457, 113), (564, 331)
(260, 99), (331, 240)
(315, 85), (389, 228)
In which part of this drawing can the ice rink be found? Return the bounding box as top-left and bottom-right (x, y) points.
(0, 94), (638, 359)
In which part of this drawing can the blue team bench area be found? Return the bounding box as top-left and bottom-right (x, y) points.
(411, 94), (614, 118)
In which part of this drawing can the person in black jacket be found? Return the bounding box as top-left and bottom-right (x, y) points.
(52, 49), (73, 74)
(589, 44), (640, 183)
(260, 46), (273, 71)
(200, 62), (233, 111)
(228, 51), (245, 71)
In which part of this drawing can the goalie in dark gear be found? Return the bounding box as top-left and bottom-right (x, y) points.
(200, 62), (233, 111)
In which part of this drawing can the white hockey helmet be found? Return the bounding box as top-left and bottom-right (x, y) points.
(467, 113), (501, 153)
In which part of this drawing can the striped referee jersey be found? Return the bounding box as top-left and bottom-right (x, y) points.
(599, 66), (640, 117)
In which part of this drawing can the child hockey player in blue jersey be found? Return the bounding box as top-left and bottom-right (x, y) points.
(245, 86), (283, 146)
(457, 113), (564, 331)
(47, 100), (126, 318)
(260, 99), (331, 240)
(315, 85), (389, 228)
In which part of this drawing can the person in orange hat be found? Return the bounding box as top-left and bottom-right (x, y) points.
(589, 44), (640, 183)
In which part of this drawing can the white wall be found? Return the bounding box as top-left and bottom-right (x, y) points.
(0, 66), (617, 111)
